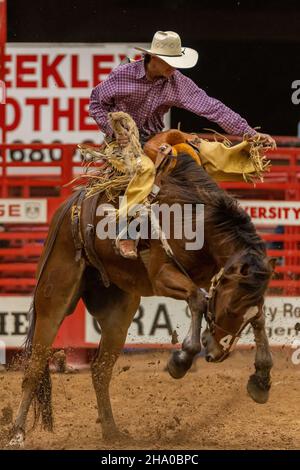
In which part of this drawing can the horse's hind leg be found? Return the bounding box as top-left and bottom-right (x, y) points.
(9, 248), (85, 447)
(247, 312), (273, 404)
(82, 278), (140, 441)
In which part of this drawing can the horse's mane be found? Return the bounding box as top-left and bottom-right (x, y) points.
(158, 153), (271, 303)
(159, 153), (266, 255)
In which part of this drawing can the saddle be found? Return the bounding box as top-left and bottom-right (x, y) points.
(71, 189), (110, 287)
(144, 129), (202, 167)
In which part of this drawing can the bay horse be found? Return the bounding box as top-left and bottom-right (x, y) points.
(9, 153), (275, 447)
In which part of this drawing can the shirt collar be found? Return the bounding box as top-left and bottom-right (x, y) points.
(136, 60), (147, 79)
(136, 59), (174, 83)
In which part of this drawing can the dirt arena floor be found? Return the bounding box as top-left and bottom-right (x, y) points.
(0, 349), (299, 450)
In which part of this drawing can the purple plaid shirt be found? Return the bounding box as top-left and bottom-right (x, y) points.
(89, 60), (256, 138)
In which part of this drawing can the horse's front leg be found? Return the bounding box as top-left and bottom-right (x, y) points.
(168, 289), (207, 379)
(151, 262), (207, 378)
(247, 312), (273, 404)
(183, 289), (207, 354)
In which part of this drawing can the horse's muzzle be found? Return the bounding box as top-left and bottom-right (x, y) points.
(202, 329), (229, 363)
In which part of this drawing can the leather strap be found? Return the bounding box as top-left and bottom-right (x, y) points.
(81, 193), (110, 288)
(71, 189), (86, 262)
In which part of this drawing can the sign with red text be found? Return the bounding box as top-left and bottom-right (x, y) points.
(0, 79), (6, 104)
(0, 198), (47, 223)
(1, 296), (299, 348)
(3, 43), (147, 158)
(240, 201), (300, 225)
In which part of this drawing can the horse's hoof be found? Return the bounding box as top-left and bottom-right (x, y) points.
(247, 377), (270, 404)
(167, 351), (192, 379)
(7, 431), (25, 449)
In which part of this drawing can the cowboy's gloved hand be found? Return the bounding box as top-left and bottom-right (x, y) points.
(254, 132), (277, 149)
(116, 134), (130, 147)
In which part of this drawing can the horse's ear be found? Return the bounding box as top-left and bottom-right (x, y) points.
(268, 257), (277, 271)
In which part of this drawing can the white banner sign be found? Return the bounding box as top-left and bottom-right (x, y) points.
(4, 43), (168, 159)
(85, 296), (300, 347)
(0, 296), (299, 348)
(0, 297), (32, 347)
(240, 200), (300, 225)
(0, 198), (47, 223)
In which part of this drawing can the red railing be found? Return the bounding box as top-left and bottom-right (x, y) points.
(0, 140), (300, 295)
(220, 145), (300, 295)
(0, 143), (77, 198)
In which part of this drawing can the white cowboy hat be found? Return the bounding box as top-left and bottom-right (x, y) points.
(135, 31), (198, 69)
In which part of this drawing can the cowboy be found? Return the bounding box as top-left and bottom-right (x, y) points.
(89, 31), (276, 258)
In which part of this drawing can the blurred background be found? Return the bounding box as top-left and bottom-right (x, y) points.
(6, 0), (300, 135)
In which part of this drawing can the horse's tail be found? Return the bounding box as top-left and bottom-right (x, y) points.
(23, 298), (53, 431)
(23, 298), (36, 356)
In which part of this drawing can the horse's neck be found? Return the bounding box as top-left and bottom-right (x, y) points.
(212, 238), (245, 270)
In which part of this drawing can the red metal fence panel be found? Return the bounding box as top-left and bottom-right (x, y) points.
(1, 141), (300, 295)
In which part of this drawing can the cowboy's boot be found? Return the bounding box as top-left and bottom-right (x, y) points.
(118, 239), (138, 259)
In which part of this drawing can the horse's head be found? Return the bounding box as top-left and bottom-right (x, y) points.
(201, 250), (276, 362)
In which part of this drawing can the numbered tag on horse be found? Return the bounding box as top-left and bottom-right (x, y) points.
(219, 334), (233, 351)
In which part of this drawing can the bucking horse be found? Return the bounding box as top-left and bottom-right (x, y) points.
(8, 122), (275, 447)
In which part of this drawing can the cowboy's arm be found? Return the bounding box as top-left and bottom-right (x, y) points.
(89, 73), (118, 138)
(177, 75), (256, 137)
